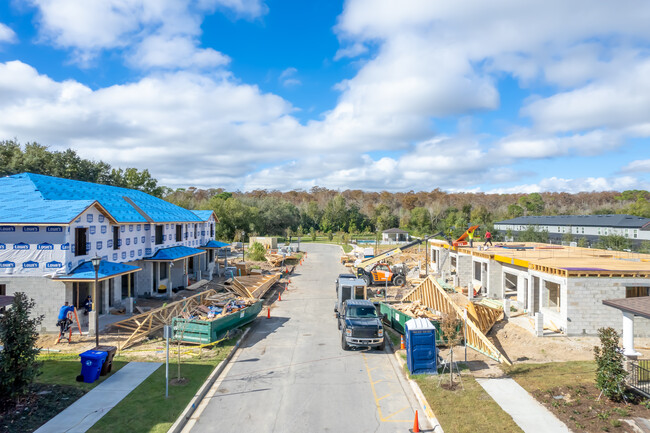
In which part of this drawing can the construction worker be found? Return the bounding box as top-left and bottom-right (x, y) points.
(467, 227), (475, 248)
(57, 302), (75, 337)
(83, 295), (92, 316)
(484, 230), (493, 247)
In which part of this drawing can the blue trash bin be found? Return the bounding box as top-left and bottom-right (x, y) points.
(405, 318), (437, 375)
(79, 350), (108, 383)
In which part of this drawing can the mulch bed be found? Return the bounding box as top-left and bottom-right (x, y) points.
(533, 383), (650, 432)
(0, 383), (85, 432)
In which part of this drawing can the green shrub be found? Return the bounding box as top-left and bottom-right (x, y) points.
(594, 327), (627, 401)
(247, 242), (266, 261)
(0, 293), (43, 408)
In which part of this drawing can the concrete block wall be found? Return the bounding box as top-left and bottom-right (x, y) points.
(566, 278), (650, 336)
(488, 260), (503, 298)
(0, 276), (67, 333)
(455, 253), (472, 288)
(531, 271), (568, 332)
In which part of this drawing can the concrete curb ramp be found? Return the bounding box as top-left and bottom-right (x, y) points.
(476, 377), (571, 433)
(35, 362), (161, 433)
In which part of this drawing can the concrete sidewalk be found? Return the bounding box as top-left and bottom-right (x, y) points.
(476, 377), (570, 433)
(36, 362), (161, 433)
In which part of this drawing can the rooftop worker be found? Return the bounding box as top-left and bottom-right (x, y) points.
(57, 302), (75, 338)
(467, 226), (475, 248)
(484, 230), (493, 247)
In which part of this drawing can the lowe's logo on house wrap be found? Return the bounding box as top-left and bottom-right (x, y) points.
(144, 224), (150, 231)
(96, 241), (103, 250)
(0, 261), (15, 268)
(22, 261), (39, 269)
(37, 242), (54, 250)
(0, 243), (5, 250)
(87, 214), (93, 223)
(101, 226), (107, 234)
(13, 242), (30, 250)
(89, 226), (96, 235)
(145, 248), (152, 255)
(61, 243), (70, 250)
(46, 261), (63, 269)
(23, 226), (39, 232)
(0, 226), (15, 232)
(47, 226), (63, 232)
(98, 215), (104, 223)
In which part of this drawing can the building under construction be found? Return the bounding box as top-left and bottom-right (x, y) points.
(428, 240), (650, 336)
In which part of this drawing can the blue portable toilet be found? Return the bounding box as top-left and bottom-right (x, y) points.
(79, 350), (108, 383)
(405, 318), (437, 375)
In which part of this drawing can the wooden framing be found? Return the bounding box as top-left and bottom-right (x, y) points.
(402, 276), (511, 365)
(110, 289), (226, 349)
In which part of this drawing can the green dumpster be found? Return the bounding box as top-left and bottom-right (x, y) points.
(172, 300), (262, 344)
(379, 302), (462, 346)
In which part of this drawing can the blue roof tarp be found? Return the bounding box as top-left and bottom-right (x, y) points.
(54, 261), (141, 281)
(144, 246), (205, 261)
(0, 173), (204, 224)
(201, 240), (229, 248)
(191, 210), (215, 221)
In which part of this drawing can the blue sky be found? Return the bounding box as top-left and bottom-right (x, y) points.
(0, 0), (649, 193)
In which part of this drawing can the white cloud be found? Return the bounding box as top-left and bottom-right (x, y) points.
(621, 159), (650, 174)
(489, 176), (646, 194)
(0, 23), (17, 43)
(27, 0), (261, 67)
(496, 130), (623, 159)
(334, 42), (367, 60)
(279, 67), (301, 87)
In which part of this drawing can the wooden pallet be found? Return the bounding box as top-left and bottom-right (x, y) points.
(110, 289), (230, 350)
(402, 276), (511, 365)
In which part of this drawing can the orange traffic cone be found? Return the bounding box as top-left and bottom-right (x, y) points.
(285, 283), (289, 291)
(288, 279), (291, 284)
(279, 292), (282, 301)
(400, 335), (405, 350)
(267, 307), (271, 319)
(412, 410), (420, 433)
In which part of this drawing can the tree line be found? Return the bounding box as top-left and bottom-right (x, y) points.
(3, 140), (650, 250)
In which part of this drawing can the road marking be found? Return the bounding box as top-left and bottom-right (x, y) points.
(362, 353), (412, 423)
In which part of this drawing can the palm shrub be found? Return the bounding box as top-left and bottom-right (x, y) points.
(247, 242), (266, 261)
(0, 293), (43, 408)
(594, 327), (627, 401)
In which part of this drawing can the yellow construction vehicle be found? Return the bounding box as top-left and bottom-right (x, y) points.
(354, 232), (443, 286)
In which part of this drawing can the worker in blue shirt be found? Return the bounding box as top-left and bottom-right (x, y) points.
(57, 302), (75, 335)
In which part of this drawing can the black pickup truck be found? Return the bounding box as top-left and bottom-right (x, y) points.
(337, 299), (385, 351)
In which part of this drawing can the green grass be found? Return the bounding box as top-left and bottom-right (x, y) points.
(87, 339), (237, 433)
(503, 361), (596, 392)
(37, 353), (128, 391)
(413, 373), (523, 433)
(341, 244), (353, 253)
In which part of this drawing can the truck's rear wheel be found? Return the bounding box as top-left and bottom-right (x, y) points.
(393, 275), (405, 286)
(341, 334), (350, 351)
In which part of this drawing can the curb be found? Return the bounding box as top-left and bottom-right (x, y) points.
(385, 332), (444, 432)
(167, 327), (251, 433)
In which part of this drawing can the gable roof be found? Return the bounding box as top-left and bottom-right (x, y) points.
(382, 228), (408, 234)
(495, 214), (650, 229)
(0, 173), (203, 224)
(191, 210), (217, 222)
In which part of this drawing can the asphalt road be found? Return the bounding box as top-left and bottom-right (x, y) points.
(185, 243), (429, 433)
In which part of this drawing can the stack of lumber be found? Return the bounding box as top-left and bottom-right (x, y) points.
(224, 273), (282, 299)
(391, 300), (440, 320)
(185, 295), (256, 321)
(265, 253), (298, 267)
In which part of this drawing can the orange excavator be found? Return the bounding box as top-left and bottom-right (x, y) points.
(453, 225), (480, 247)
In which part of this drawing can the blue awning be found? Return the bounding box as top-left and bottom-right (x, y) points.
(53, 261), (141, 282)
(201, 240), (230, 249)
(144, 246), (205, 261)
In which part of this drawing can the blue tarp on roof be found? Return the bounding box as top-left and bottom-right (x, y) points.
(54, 261), (141, 280)
(143, 246), (205, 261)
(192, 210), (215, 221)
(0, 173), (204, 224)
(201, 240), (229, 248)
